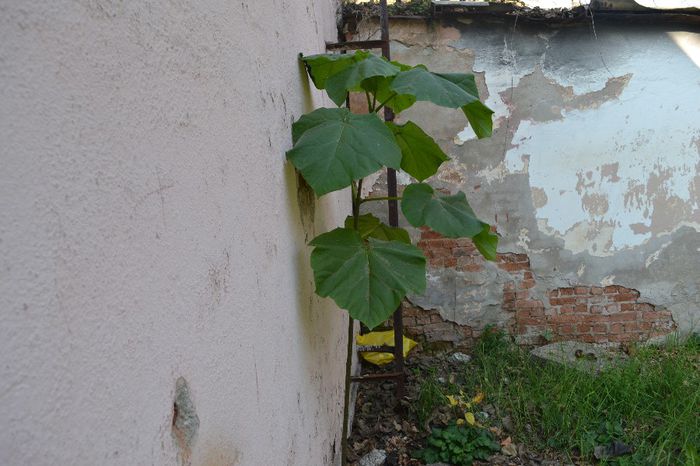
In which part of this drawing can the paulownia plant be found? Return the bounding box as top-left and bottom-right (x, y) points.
(287, 50), (498, 463)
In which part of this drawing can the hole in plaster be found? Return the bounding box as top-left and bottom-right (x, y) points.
(172, 377), (199, 465)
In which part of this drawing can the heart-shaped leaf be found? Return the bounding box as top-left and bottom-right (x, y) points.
(472, 224), (498, 261)
(325, 54), (401, 106)
(436, 73), (494, 139)
(287, 108), (401, 196)
(401, 183), (485, 238)
(301, 51), (369, 90)
(461, 101), (494, 139)
(387, 121), (449, 181)
(344, 213), (411, 244)
(310, 228), (426, 329)
(390, 67), (479, 109)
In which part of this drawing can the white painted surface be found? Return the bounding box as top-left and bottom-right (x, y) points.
(0, 1), (349, 465)
(503, 33), (700, 255)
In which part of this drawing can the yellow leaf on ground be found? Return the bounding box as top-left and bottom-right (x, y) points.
(456, 418), (465, 425)
(465, 412), (476, 426)
(472, 392), (485, 404)
(446, 395), (459, 407)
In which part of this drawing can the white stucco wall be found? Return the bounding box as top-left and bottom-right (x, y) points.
(0, 1), (350, 465)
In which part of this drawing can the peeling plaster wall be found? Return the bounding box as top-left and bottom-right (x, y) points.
(1, 1), (349, 465)
(358, 17), (700, 340)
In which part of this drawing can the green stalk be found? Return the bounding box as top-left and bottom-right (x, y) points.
(342, 177), (363, 465)
(360, 195), (402, 204)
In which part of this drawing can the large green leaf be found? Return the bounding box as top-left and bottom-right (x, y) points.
(309, 228), (426, 329)
(472, 224), (498, 261)
(287, 108), (401, 196)
(387, 121), (449, 181)
(301, 51), (369, 90)
(390, 67), (479, 109)
(461, 101), (494, 139)
(344, 213), (411, 244)
(401, 183), (485, 238)
(436, 73), (494, 139)
(361, 61), (416, 113)
(325, 54), (401, 106)
(436, 72), (480, 97)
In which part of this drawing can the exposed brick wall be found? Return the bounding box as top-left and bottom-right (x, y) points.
(407, 228), (676, 347)
(401, 303), (475, 349)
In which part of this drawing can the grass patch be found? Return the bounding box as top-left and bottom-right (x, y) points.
(462, 329), (700, 465)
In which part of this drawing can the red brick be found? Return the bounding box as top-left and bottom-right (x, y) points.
(458, 263), (482, 272)
(583, 314), (610, 323)
(550, 314), (578, 323)
(515, 291), (529, 300)
(642, 311), (671, 321)
(592, 323), (608, 334)
(520, 280), (535, 290)
(551, 297), (576, 305)
(518, 317), (544, 325)
(499, 262), (529, 272)
(516, 299), (544, 309)
(560, 288), (575, 296)
(623, 322), (640, 332)
(634, 303), (655, 312)
(620, 303), (636, 312)
(420, 229), (443, 240)
(577, 323), (592, 334)
(523, 271), (535, 280)
(610, 323), (623, 334)
(605, 303), (619, 313)
(559, 305), (576, 314)
(575, 304), (588, 313)
(575, 286), (589, 295)
(558, 324), (575, 334)
(610, 312), (637, 322)
(604, 285), (620, 294)
(613, 293), (639, 302)
(590, 287), (604, 295)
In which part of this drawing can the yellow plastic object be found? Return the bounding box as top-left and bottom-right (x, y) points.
(356, 330), (417, 366)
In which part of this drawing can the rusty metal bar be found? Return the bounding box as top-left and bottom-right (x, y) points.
(357, 345), (396, 353)
(351, 372), (403, 383)
(379, 0), (407, 401)
(325, 39), (386, 51)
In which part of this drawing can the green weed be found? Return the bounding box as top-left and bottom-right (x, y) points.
(412, 367), (446, 428)
(462, 332), (700, 465)
(413, 422), (501, 466)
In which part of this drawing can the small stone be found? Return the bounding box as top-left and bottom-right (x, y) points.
(502, 415), (514, 433)
(359, 448), (387, 466)
(449, 352), (472, 363)
(502, 443), (518, 456)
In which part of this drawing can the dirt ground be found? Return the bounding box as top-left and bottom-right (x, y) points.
(347, 347), (581, 466)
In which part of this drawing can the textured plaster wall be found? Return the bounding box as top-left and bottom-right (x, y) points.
(1, 1), (349, 465)
(356, 17), (700, 340)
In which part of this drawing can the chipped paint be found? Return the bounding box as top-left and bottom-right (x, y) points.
(360, 17), (700, 336)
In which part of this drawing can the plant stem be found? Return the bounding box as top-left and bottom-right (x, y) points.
(365, 91), (374, 113)
(375, 92), (397, 113)
(360, 195), (402, 204)
(340, 314), (354, 466)
(354, 179), (363, 230)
